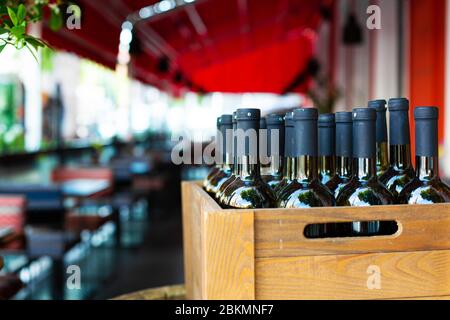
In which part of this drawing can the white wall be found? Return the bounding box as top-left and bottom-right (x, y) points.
(331, 0), (402, 111)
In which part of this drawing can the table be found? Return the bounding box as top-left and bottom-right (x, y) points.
(60, 179), (120, 247)
(60, 179), (111, 198)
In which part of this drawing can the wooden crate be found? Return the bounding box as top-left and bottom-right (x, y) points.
(182, 181), (450, 300)
(113, 285), (186, 300)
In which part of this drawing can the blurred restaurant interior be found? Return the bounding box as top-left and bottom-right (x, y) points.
(0, 0), (448, 299)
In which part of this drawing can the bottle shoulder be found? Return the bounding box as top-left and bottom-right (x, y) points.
(399, 177), (450, 204)
(207, 169), (232, 194)
(278, 179), (335, 208)
(334, 176), (351, 199)
(262, 174), (283, 190)
(380, 166), (415, 184)
(381, 167), (415, 198)
(322, 174), (343, 193)
(336, 177), (394, 206)
(225, 177), (276, 209)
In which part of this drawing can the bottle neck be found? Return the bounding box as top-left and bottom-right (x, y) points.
(269, 155), (282, 175)
(283, 157), (295, 180)
(416, 156), (439, 181)
(319, 155), (335, 175)
(336, 156), (352, 178)
(232, 153), (239, 175)
(353, 158), (377, 181)
(223, 152), (233, 170)
(294, 156), (317, 182)
(237, 155), (260, 179)
(376, 141), (389, 172)
(390, 144), (412, 170)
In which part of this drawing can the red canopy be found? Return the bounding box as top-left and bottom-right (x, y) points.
(42, 0), (325, 94)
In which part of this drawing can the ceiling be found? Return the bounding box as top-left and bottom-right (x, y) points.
(42, 0), (327, 94)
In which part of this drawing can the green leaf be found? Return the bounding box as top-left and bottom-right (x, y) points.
(17, 4), (26, 23)
(0, 28), (8, 35)
(0, 43), (6, 54)
(7, 7), (18, 26)
(49, 8), (63, 31)
(10, 25), (25, 38)
(25, 36), (45, 51)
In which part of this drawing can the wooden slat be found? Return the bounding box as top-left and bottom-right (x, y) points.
(254, 205), (450, 257)
(255, 249), (450, 300)
(392, 295), (450, 300)
(202, 208), (255, 299)
(182, 181), (221, 299)
(181, 182), (194, 299)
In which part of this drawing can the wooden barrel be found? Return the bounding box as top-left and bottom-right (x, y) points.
(113, 284), (185, 300)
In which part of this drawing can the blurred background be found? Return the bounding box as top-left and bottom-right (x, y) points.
(0, 0), (447, 299)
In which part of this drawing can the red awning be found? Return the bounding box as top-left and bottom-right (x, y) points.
(42, 0), (326, 94)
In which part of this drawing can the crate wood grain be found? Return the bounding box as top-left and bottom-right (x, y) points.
(181, 181), (450, 300)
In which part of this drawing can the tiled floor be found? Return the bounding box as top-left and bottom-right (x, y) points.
(95, 211), (185, 299)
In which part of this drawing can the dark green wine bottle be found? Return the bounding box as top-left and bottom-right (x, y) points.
(278, 108), (335, 213)
(368, 99), (389, 176)
(203, 117), (222, 191)
(318, 113), (341, 193)
(336, 107), (394, 236)
(274, 111), (294, 196)
(399, 107), (450, 204)
(379, 98), (415, 202)
(216, 112), (238, 203)
(222, 108), (275, 209)
(261, 114), (285, 190)
(334, 112), (353, 198)
(207, 114), (233, 196)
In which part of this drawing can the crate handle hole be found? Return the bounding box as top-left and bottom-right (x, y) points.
(303, 220), (399, 239)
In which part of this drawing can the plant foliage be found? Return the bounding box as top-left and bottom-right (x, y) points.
(0, 0), (67, 59)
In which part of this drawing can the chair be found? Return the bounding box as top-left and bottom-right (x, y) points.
(51, 167), (114, 198)
(0, 196), (26, 250)
(0, 185), (64, 227)
(0, 251), (23, 300)
(51, 167), (120, 244)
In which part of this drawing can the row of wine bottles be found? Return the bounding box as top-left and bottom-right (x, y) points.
(204, 99), (450, 215)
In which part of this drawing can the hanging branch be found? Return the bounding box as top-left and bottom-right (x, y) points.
(0, 0), (68, 58)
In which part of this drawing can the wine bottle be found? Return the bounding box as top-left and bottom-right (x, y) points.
(368, 99), (389, 176)
(334, 112), (353, 198)
(216, 112), (238, 203)
(379, 98), (415, 202)
(278, 108), (335, 210)
(318, 113), (341, 193)
(274, 111), (294, 196)
(222, 108), (275, 209)
(261, 114), (285, 190)
(203, 117), (222, 191)
(336, 108), (394, 236)
(259, 117), (270, 177)
(399, 107), (450, 204)
(207, 114), (233, 196)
